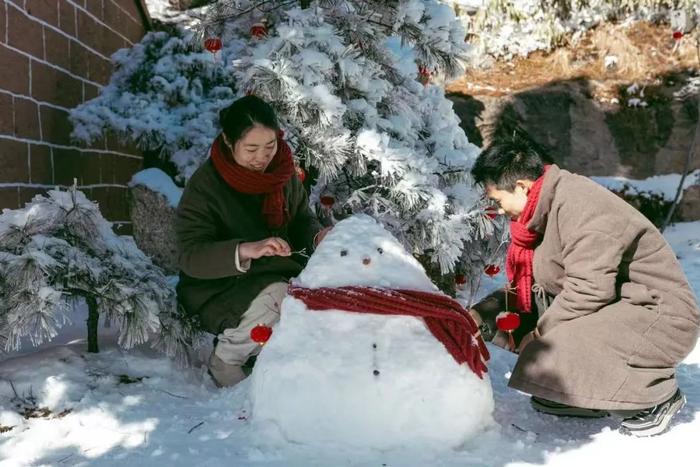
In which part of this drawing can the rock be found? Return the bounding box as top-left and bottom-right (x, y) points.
(679, 184), (700, 221)
(448, 78), (700, 179)
(128, 184), (179, 275)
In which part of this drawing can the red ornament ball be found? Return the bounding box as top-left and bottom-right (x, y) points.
(250, 324), (273, 345)
(320, 195), (335, 208)
(454, 273), (467, 286)
(673, 31), (684, 40)
(250, 22), (267, 39)
(204, 37), (222, 54)
(485, 206), (499, 219)
(418, 64), (431, 85)
(484, 264), (501, 277)
(496, 312), (520, 332)
(296, 166), (306, 183)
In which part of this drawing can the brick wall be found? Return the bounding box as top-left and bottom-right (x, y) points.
(0, 0), (151, 233)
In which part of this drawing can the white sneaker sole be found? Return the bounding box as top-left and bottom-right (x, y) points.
(619, 393), (686, 437)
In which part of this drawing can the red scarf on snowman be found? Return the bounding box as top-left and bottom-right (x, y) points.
(288, 284), (490, 379)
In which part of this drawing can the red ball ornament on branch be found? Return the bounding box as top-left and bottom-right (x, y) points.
(418, 64), (432, 86)
(250, 22), (267, 39)
(320, 195), (335, 208)
(250, 324), (273, 345)
(484, 264), (501, 277)
(204, 37), (222, 54)
(454, 273), (467, 287)
(296, 166), (306, 183)
(673, 31), (684, 40)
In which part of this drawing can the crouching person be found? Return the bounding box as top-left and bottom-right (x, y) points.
(468, 131), (700, 437)
(175, 96), (329, 387)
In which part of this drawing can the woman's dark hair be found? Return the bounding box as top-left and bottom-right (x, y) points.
(219, 95), (280, 144)
(471, 128), (551, 191)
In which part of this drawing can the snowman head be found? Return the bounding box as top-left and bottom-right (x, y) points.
(295, 214), (437, 292)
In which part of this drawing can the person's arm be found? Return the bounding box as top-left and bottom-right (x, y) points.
(537, 228), (625, 335)
(175, 184), (244, 280)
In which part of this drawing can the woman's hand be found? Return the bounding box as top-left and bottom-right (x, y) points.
(239, 237), (291, 261)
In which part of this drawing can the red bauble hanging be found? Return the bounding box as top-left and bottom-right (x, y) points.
(296, 166), (306, 183)
(204, 37), (222, 54)
(496, 312), (520, 332)
(484, 264), (501, 277)
(250, 324), (273, 345)
(250, 22), (267, 39)
(485, 206), (498, 219)
(320, 195), (335, 208)
(418, 65), (431, 86)
(496, 311), (520, 352)
(454, 273), (467, 287)
(673, 31), (684, 40)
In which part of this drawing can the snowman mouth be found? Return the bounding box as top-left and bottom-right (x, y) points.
(362, 257), (371, 266)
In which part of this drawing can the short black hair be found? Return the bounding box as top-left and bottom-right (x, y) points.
(471, 129), (550, 191)
(219, 95), (280, 144)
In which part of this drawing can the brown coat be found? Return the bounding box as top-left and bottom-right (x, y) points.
(175, 158), (322, 334)
(509, 165), (700, 410)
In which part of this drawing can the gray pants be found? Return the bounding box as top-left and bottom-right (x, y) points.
(214, 282), (287, 365)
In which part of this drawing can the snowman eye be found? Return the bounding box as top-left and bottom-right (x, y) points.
(340, 249), (348, 257)
(376, 247), (383, 255)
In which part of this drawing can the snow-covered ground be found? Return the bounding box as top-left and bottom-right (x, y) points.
(1, 221), (698, 466)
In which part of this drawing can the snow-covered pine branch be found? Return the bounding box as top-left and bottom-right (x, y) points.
(0, 188), (200, 363)
(449, 0), (700, 63)
(70, 29), (241, 182)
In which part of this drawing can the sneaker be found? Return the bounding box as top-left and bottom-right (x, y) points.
(531, 396), (610, 418)
(619, 389), (686, 437)
(208, 351), (247, 388)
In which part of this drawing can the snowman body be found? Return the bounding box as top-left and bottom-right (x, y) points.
(250, 215), (494, 449)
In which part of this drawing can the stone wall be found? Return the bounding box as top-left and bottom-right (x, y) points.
(449, 79), (700, 179)
(0, 0), (151, 233)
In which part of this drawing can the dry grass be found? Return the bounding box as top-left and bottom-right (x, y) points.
(447, 21), (700, 99)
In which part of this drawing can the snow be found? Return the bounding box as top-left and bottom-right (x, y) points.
(129, 168), (183, 208)
(447, 0), (700, 63)
(1, 219), (698, 465)
(592, 170), (700, 202)
(252, 215), (494, 448)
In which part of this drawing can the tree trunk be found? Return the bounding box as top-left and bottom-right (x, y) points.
(86, 296), (99, 353)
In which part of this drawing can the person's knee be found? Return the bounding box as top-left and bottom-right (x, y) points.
(262, 282), (288, 307)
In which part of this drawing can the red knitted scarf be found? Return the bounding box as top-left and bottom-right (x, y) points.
(211, 131), (294, 228)
(288, 284), (490, 379)
(506, 166), (549, 312)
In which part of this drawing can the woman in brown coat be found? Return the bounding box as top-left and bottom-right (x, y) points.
(175, 96), (329, 387)
(469, 132), (700, 437)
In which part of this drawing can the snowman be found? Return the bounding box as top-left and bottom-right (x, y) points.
(250, 215), (494, 449)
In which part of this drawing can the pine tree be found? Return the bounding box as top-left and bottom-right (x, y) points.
(203, 0), (508, 291)
(72, 0), (509, 301)
(70, 28), (240, 182)
(0, 187), (199, 362)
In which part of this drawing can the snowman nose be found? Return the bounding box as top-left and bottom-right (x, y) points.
(362, 256), (371, 266)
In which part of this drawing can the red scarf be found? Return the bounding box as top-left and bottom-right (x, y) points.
(288, 284), (490, 379)
(211, 131), (294, 228)
(506, 166), (549, 312)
